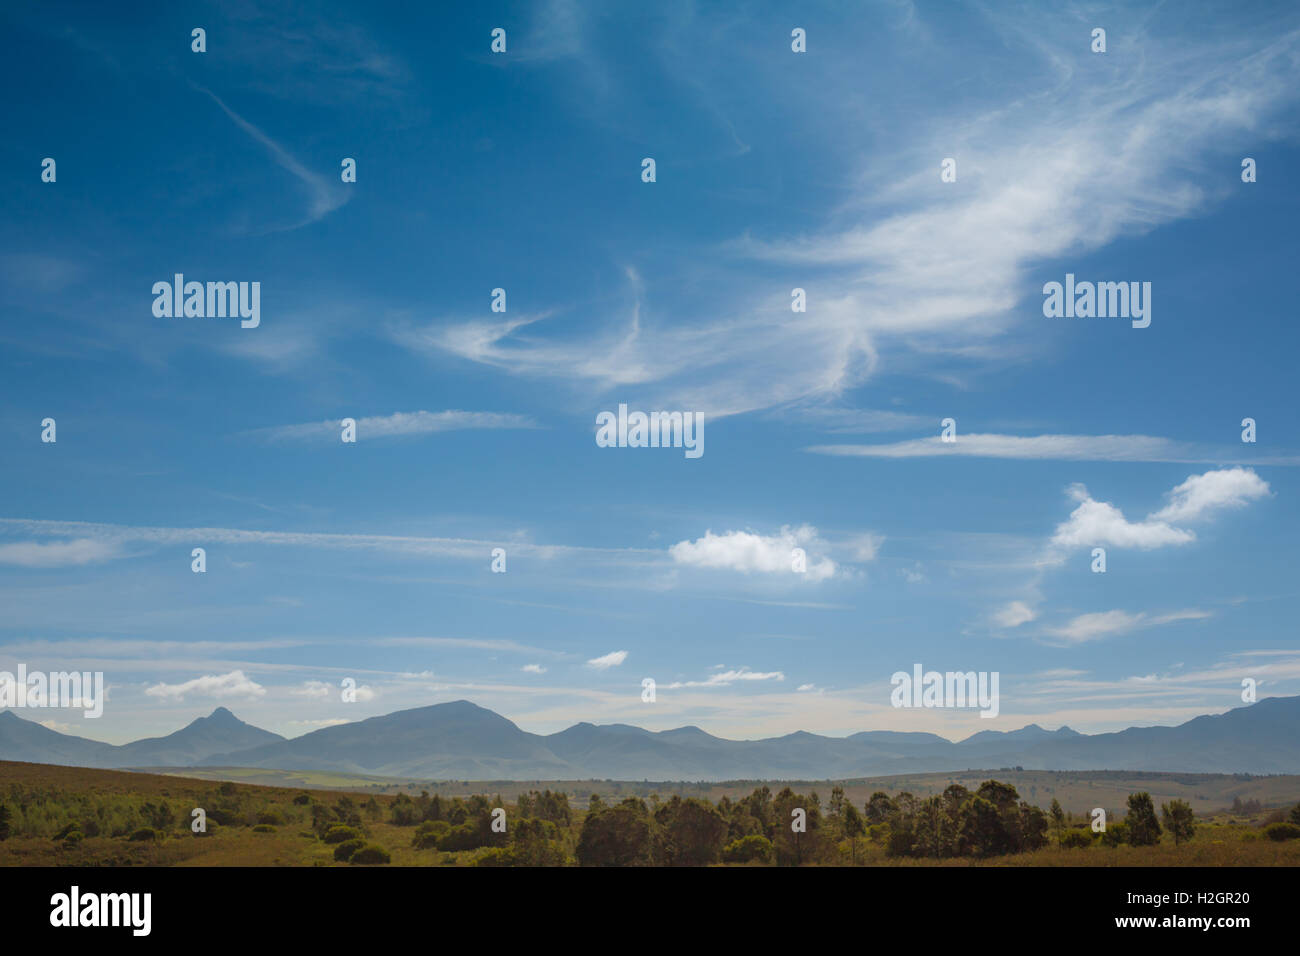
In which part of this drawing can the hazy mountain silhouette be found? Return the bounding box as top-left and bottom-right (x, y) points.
(114, 706), (284, 766)
(0, 706), (281, 768)
(2, 696), (1298, 780)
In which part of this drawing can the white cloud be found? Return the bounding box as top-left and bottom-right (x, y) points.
(349, 684), (378, 702)
(144, 670), (266, 701)
(1049, 469), (1271, 555)
(844, 532), (885, 562)
(254, 409), (537, 443)
(522, 664), (547, 674)
(669, 525), (838, 581)
(290, 681), (332, 699)
(1150, 467), (1272, 523)
(0, 518), (652, 565)
(199, 88), (350, 230)
(900, 563), (926, 583)
(809, 433), (1215, 463)
(1043, 609), (1211, 644)
(993, 601), (1037, 628)
(586, 650), (627, 670)
(1051, 485), (1194, 551)
(403, 20), (1300, 416)
(667, 666), (785, 689)
(0, 538), (119, 567)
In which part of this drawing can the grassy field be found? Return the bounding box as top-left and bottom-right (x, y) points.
(4, 761), (1298, 867)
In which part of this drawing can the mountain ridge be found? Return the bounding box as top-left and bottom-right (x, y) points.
(2, 696), (1298, 780)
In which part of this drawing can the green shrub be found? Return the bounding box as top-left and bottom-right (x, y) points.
(333, 838), (365, 861)
(438, 822), (487, 852)
(475, 847), (514, 867)
(207, 808), (238, 827)
(52, 823), (81, 841)
(412, 820), (451, 849)
(292, 794), (312, 806)
(257, 811), (284, 826)
(252, 824), (277, 833)
(722, 834), (774, 864)
(350, 844), (391, 865)
(128, 827), (158, 842)
(1263, 822), (1300, 842)
(323, 825), (362, 844)
(1059, 830), (1093, 849)
(194, 820), (218, 838)
(1100, 822), (1128, 848)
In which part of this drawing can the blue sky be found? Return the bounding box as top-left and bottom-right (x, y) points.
(2, 0), (1299, 746)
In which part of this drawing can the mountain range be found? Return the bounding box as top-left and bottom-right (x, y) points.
(2, 696), (1299, 780)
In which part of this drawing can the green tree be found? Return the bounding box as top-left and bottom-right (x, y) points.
(508, 818), (569, 866)
(0, 803), (10, 841)
(958, 796), (1006, 857)
(1049, 798), (1066, 843)
(1288, 803), (1300, 826)
(865, 791), (895, 825)
(722, 834), (773, 863)
(827, 786), (845, 827)
(771, 788), (825, 865)
(911, 796), (947, 858)
(1126, 792), (1162, 846)
(842, 802), (864, 864)
(1160, 799), (1196, 846)
(575, 805), (653, 866)
(653, 797), (728, 866)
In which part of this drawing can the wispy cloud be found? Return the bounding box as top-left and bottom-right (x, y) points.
(396, 17), (1300, 416)
(1042, 609), (1212, 645)
(0, 518), (654, 564)
(0, 538), (119, 567)
(586, 650), (628, 670)
(807, 433), (1298, 464)
(248, 409), (539, 443)
(666, 666), (785, 689)
(993, 600), (1037, 629)
(198, 87), (350, 231)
